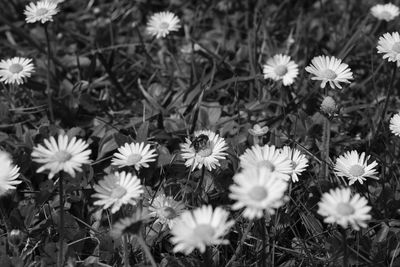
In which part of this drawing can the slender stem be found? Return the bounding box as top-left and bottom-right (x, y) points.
(57, 174), (65, 267)
(123, 235), (130, 267)
(44, 24), (54, 123)
(0, 200), (10, 233)
(342, 229), (348, 267)
(201, 246), (212, 267)
(195, 166), (206, 194)
(371, 64), (397, 146)
(225, 221), (253, 267)
(324, 117), (330, 179)
(260, 216), (266, 267)
(137, 234), (157, 267)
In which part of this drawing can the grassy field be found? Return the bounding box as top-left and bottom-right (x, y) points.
(0, 0), (400, 266)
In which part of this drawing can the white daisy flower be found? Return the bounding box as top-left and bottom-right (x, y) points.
(31, 135), (91, 179)
(390, 113), (400, 136)
(146, 11), (181, 39)
(93, 171), (143, 214)
(317, 187), (371, 230)
(377, 32), (400, 66)
(180, 130), (228, 171)
(148, 193), (185, 229)
(305, 55), (353, 89)
(24, 0), (59, 24)
(111, 142), (157, 171)
(0, 57), (34, 85)
(280, 146), (309, 182)
(239, 144), (293, 181)
(0, 151), (22, 196)
(334, 150), (378, 185)
(170, 205), (234, 255)
(111, 208), (149, 238)
(248, 124), (269, 137)
(263, 54), (299, 86)
(371, 3), (399, 21)
(229, 167), (288, 219)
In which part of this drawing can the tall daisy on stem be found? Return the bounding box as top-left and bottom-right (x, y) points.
(24, 0), (59, 122)
(318, 187), (371, 267)
(111, 208), (156, 267)
(31, 134), (91, 267)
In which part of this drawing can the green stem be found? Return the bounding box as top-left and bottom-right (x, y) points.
(371, 64), (397, 147)
(57, 174), (65, 267)
(261, 216), (267, 267)
(342, 229), (348, 267)
(44, 24), (54, 123)
(321, 113), (331, 181)
(225, 221), (253, 267)
(137, 234), (157, 267)
(201, 246), (212, 267)
(195, 166), (206, 195)
(123, 235), (130, 267)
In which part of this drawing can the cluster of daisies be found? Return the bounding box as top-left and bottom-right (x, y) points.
(0, 127), (380, 254)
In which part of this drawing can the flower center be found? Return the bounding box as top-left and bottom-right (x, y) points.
(159, 22), (170, 29)
(249, 186), (268, 201)
(197, 147), (212, 157)
(291, 160), (297, 169)
(274, 65), (288, 76)
(159, 207), (177, 219)
(321, 69), (337, 80)
(53, 151), (72, 163)
(380, 11), (392, 20)
(336, 202), (355, 216)
(110, 185), (127, 198)
(35, 8), (49, 16)
(256, 160), (276, 172)
(193, 224), (215, 242)
(348, 164), (364, 177)
(127, 154), (142, 165)
(391, 42), (400, 53)
(8, 64), (23, 74)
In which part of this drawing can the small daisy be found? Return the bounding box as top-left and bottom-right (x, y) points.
(320, 95), (338, 115)
(93, 171), (143, 214)
(31, 135), (91, 179)
(0, 151), (22, 196)
(148, 193), (185, 229)
(318, 187), (371, 230)
(305, 55), (353, 89)
(239, 144), (293, 181)
(377, 32), (400, 66)
(280, 146), (309, 182)
(390, 113), (400, 136)
(24, 0), (59, 24)
(111, 208), (149, 238)
(146, 11), (181, 39)
(229, 167), (288, 219)
(0, 57), (34, 85)
(334, 150), (378, 185)
(180, 130), (228, 171)
(170, 205), (234, 255)
(263, 54), (299, 86)
(371, 3), (399, 21)
(111, 142), (157, 170)
(248, 124), (269, 137)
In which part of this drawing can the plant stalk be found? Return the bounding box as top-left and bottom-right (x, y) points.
(137, 234), (157, 267)
(57, 174), (65, 267)
(44, 24), (54, 123)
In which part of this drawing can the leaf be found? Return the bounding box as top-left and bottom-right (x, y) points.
(136, 121), (149, 143)
(113, 132), (133, 147)
(97, 134), (118, 160)
(160, 256), (200, 267)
